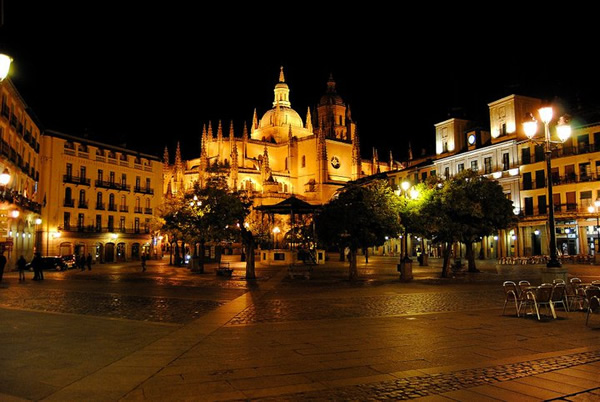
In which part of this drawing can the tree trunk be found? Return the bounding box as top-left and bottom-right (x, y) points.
(441, 242), (451, 278)
(169, 242), (173, 265)
(364, 247), (368, 264)
(349, 247), (359, 281)
(242, 228), (256, 280)
(339, 246), (345, 262)
(174, 243), (180, 266)
(465, 241), (479, 272)
(194, 241), (205, 273)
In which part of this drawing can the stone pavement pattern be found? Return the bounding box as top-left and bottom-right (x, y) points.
(0, 257), (599, 401)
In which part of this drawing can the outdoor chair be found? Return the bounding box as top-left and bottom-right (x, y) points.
(550, 283), (568, 313)
(523, 284), (556, 320)
(585, 286), (600, 326)
(568, 278), (585, 310)
(518, 280), (532, 294)
(591, 280), (600, 286)
(502, 281), (524, 317)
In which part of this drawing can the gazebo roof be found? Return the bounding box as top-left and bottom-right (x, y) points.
(255, 196), (321, 214)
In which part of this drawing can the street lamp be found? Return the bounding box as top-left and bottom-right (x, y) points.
(587, 198), (600, 262)
(396, 180), (418, 281)
(273, 226), (280, 249)
(0, 53), (11, 82)
(523, 106), (571, 279)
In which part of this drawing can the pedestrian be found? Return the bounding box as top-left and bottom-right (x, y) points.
(17, 255), (26, 281)
(32, 252), (43, 280)
(0, 250), (7, 282)
(141, 254), (146, 272)
(86, 253), (92, 271)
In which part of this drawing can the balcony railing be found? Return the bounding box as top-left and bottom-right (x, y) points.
(95, 180), (130, 191)
(96, 202), (105, 210)
(144, 207), (153, 214)
(64, 175), (91, 185)
(0, 190), (41, 213)
(64, 199), (75, 208)
(59, 225), (152, 234)
(78, 200), (88, 209)
(119, 205), (129, 212)
(134, 207), (143, 214)
(108, 204), (117, 212)
(134, 186), (154, 195)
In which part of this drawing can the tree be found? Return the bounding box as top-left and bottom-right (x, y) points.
(316, 180), (402, 281)
(160, 182), (251, 274)
(440, 170), (515, 273)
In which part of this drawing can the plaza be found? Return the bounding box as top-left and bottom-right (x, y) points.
(1, 257), (599, 401)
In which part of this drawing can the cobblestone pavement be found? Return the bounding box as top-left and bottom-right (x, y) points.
(255, 350), (600, 401)
(229, 289), (503, 325)
(0, 287), (223, 324)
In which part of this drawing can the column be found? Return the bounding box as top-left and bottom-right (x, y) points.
(578, 223), (588, 255)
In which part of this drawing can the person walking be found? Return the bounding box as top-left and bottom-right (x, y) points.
(32, 252), (43, 280)
(86, 253), (92, 271)
(0, 250), (7, 282)
(141, 254), (146, 272)
(17, 255), (26, 281)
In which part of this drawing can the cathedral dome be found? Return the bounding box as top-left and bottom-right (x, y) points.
(260, 106), (304, 128)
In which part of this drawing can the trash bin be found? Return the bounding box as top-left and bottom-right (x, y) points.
(397, 257), (413, 282)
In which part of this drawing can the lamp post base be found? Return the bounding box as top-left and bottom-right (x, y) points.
(541, 266), (568, 284)
(397, 257), (413, 282)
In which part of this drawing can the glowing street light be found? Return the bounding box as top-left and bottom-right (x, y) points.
(0, 53), (12, 82)
(523, 106), (571, 273)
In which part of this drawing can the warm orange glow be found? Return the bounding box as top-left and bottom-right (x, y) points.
(539, 107), (553, 124)
(0, 54), (12, 81)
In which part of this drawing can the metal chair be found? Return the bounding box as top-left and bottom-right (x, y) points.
(585, 286), (600, 326)
(567, 278), (585, 311)
(502, 281), (524, 317)
(518, 280), (531, 294)
(523, 284), (556, 320)
(550, 283), (568, 313)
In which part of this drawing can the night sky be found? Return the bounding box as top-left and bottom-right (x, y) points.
(2, 3), (597, 162)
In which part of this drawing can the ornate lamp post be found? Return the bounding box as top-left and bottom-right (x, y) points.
(396, 181), (418, 281)
(587, 198), (600, 263)
(523, 106), (571, 281)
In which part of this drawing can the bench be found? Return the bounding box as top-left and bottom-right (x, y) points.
(216, 262), (233, 277)
(288, 264), (313, 279)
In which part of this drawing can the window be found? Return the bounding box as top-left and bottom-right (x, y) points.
(65, 187), (72, 202)
(444, 167), (450, 178)
(109, 193), (115, 210)
(579, 162), (591, 181)
(80, 166), (86, 179)
(108, 216), (114, 232)
(120, 216), (126, 232)
(553, 193), (561, 212)
(524, 197), (534, 216)
(538, 195), (547, 215)
(470, 160), (478, 172)
(535, 170), (545, 189)
(484, 157), (492, 174)
(522, 172), (532, 190)
(134, 217), (140, 233)
(421, 172), (427, 181)
(121, 173), (127, 186)
(566, 191), (576, 211)
(430, 170), (436, 176)
(581, 190), (593, 209)
(135, 176), (141, 188)
(79, 190), (86, 207)
(565, 164), (575, 182)
(64, 212), (71, 230)
(98, 169), (103, 181)
(301, 155), (306, 168)
(78, 213), (84, 230)
(66, 163), (72, 178)
(96, 192), (103, 209)
(284, 157), (288, 171)
(146, 178), (151, 189)
(95, 215), (102, 232)
(521, 147), (531, 164)
(534, 145), (544, 163)
(457, 163), (464, 173)
(145, 198), (151, 208)
(502, 153), (510, 170)
(109, 171), (115, 184)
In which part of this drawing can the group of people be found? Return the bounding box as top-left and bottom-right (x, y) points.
(77, 254), (93, 271)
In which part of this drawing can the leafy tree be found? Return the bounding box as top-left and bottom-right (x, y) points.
(439, 170), (515, 274)
(316, 180), (402, 280)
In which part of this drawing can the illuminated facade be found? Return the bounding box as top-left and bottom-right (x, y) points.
(0, 79), (42, 268)
(164, 68), (397, 206)
(39, 131), (163, 262)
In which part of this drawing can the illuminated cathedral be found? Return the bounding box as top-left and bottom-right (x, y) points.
(163, 67), (398, 205)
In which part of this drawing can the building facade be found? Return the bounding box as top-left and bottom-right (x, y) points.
(0, 79), (42, 268)
(164, 68), (398, 206)
(39, 131), (163, 262)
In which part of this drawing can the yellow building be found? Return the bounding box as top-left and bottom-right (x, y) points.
(518, 121), (600, 258)
(164, 68), (397, 206)
(0, 79), (42, 268)
(39, 130), (163, 262)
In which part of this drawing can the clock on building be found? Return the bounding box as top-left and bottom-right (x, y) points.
(330, 156), (340, 169)
(468, 133), (476, 145)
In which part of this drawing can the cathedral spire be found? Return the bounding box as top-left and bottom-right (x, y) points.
(229, 120), (234, 142)
(163, 146), (169, 168)
(175, 142), (182, 167)
(306, 107), (313, 132)
(242, 122), (249, 141)
(217, 120), (223, 141)
(408, 141), (413, 161)
(279, 66), (285, 83)
(207, 121), (213, 141)
(252, 108), (258, 130)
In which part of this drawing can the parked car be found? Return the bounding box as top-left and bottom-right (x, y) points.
(61, 255), (77, 269)
(26, 256), (67, 271)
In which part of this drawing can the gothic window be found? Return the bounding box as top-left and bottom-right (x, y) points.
(301, 155), (306, 168)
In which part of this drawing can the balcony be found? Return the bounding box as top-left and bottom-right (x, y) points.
(0, 190), (41, 213)
(95, 180), (130, 191)
(144, 207), (153, 214)
(119, 205), (129, 213)
(64, 175), (91, 186)
(64, 199), (75, 208)
(134, 207), (143, 214)
(78, 200), (88, 209)
(134, 186), (154, 195)
(108, 204), (117, 212)
(96, 202), (105, 210)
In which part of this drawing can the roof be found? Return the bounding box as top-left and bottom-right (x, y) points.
(255, 196), (321, 214)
